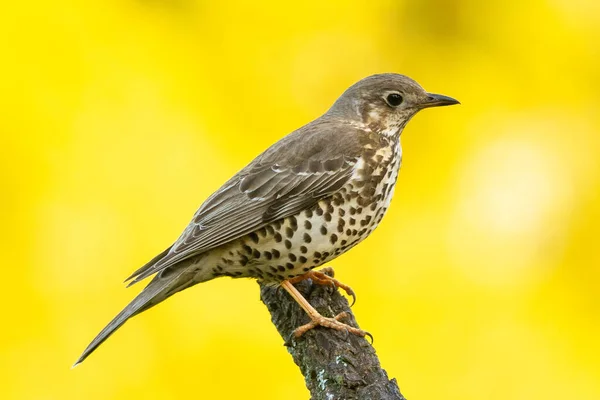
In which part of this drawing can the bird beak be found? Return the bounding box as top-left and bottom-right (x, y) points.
(421, 93), (460, 108)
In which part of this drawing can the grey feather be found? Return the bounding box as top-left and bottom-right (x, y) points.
(74, 266), (190, 366)
(125, 119), (368, 285)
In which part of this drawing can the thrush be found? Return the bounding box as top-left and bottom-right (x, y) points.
(74, 73), (458, 365)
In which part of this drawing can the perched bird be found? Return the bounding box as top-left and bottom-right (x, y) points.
(74, 73), (458, 365)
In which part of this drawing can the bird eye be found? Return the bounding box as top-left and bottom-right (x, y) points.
(386, 93), (404, 107)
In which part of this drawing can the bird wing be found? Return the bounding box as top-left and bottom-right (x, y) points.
(126, 120), (366, 284)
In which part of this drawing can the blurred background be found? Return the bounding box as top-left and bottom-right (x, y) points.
(2, 0), (599, 399)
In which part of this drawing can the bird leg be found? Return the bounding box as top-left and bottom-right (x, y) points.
(286, 267), (357, 306)
(280, 280), (371, 341)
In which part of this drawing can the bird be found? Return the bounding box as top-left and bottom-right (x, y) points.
(74, 73), (459, 366)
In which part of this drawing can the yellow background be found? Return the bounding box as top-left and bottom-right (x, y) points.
(2, 0), (599, 399)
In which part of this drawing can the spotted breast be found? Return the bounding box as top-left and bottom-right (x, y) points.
(205, 136), (402, 282)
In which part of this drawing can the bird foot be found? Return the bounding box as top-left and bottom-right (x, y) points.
(287, 268), (357, 306)
(292, 311), (372, 342)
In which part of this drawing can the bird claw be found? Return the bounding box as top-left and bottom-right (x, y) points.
(291, 311), (371, 341)
(288, 269), (357, 306)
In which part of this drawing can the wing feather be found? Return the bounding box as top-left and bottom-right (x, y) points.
(127, 119), (368, 284)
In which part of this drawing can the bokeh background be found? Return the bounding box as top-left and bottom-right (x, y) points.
(2, 0), (599, 399)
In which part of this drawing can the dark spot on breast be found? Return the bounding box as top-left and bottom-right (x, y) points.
(299, 256), (307, 263)
(303, 267), (310, 272)
(324, 213), (332, 222)
(327, 203), (334, 214)
(264, 251), (273, 260)
(330, 234), (338, 245)
(289, 216), (297, 228)
(349, 207), (356, 215)
(349, 218), (356, 225)
(322, 252), (330, 259)
(339, 208), (346, 217)
(346, 228), (352, 236)
(278, 265), (286, 272)
(272, 249), (281, 258)
(356, 207), (363, 214)
(242, 244), (252, 254)
(315, 205), (323, 216)
(266, 225), (275, 235)
(234, 271), (243, 276)
(248, 232), (259, 243)
(276, 274), (286, 280)
(270, 266), (278, 273)
(370, 202), (377, 211)
(258, 227), (268, 237)
(252, 249), (261, 258)
(357, 197), (369, 207)
(284, 240), (292, 249)
(304, 220), (312, 229)
(285, 227), (294, 238)
(239, 255), (249, 266)
(314, 251), (322, 258)
(300, 245), (308, 253)
(305, 209), (313, 218)
(274, 232), (282, 243)
(352, 229), (358, 235)
(320, 226), (327, 235)
(288, 253), (297, 262)
(303, 233), (312, 243)
(286, 263), (294, 270)
(341, 239), (347, 246)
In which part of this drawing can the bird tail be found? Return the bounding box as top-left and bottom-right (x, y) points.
(73, 264), (207, 367)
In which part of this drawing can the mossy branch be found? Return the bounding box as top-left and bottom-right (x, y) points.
(259, 268), (406, 400)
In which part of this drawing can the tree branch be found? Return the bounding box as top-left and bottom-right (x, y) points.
(259, 268), (406, 400)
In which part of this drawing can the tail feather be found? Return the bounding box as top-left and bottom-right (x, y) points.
(73, 267), (187, 367)
(124, 245), (173, 285)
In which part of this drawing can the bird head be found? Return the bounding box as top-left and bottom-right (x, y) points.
(327, 73), (459, 137)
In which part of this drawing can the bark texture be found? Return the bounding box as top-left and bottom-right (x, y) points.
(259, 268), (406, 400)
